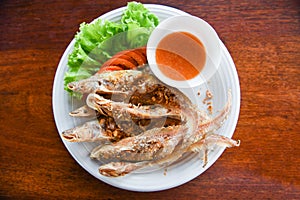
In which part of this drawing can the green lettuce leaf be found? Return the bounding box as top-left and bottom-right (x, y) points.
(121, 2), (159, 28)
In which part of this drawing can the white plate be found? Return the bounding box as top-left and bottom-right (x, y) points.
(52, 4), (240, 192)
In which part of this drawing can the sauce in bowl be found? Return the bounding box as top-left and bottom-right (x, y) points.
(147, 15), (221, 88)
(156, 31), (206, 81)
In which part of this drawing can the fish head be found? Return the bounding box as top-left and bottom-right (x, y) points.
(67, 79), (99, 94)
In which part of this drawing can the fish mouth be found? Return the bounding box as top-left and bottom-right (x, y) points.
(67, 83), (74, 90)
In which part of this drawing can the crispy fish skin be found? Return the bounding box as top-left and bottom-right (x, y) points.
(98, 100), (239, 177)
(67, 68), (191, 108)
(99, 161), (148, 177)
(91, 91), (232, 169)
(62, 120), (112, 142)
(86, 93), (181, 120)
(89, 77), (199, 163)
(98, 133), (240, 177)
(63, 67), (239, 177)
(67, 70), (144, 94)
(69, 105), (97, 117)
(90, 100), (227, 163)
(90, 125), (187, 162)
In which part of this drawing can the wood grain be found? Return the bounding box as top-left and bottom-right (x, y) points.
(0, 0), (299, 199)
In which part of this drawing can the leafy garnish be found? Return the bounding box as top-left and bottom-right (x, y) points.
(64, 2), (159, 96)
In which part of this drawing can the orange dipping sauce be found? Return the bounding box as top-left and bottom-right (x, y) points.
(156, 32), (206, 81)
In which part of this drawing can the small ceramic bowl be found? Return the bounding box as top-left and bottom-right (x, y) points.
(147, 15), (222, 88)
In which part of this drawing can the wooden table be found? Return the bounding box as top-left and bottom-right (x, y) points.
(1, 0), (299, 199)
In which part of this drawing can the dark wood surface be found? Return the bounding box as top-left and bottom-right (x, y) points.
(0, 0), (299, 199)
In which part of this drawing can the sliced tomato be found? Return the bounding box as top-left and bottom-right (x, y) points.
(101, 57), (137, 70)
(96, 46), (148, 74)
(97, 65), (124, 74)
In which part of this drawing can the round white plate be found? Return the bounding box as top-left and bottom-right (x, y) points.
(52, 4), (240, 192)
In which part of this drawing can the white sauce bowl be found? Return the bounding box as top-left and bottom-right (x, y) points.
(147, 15), (222, 88)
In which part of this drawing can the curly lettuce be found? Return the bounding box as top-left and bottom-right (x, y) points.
(121, 2), (159, 28)
(64, 2), (159, 96)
